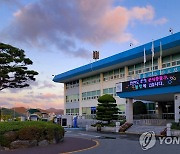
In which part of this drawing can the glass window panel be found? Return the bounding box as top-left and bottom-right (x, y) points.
(109, 71), (113, 75)
(114, 69), (119, 75)
(71, 109), (75, 113)
(97, 90), (100, 96)
(145, 61), (150, 67)
(172, 53), (180, 61)
(154, 59), (158, 64)
(66, 109), (70, 113)
(82, 93), (86, 97)
(120, 68), (125, 73)
(128, 65), (134, 71)
(75, 108), (79, 113)
(109, 88), (113, 93)
(162, 56), (170, 63)
(103, 89), (108, 94)
(135, 63), (142, 69)
(92, 91), (96, 96)
(177, 60), (180, 65)
(103, 72), (109, 77)
(87, 92), (91, 97)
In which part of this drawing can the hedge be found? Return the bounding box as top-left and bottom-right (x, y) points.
(0, 121), (64, 147)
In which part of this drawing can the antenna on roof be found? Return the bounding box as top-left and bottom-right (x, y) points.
(93, 51), (99, 61)
(169, 28), (173, 35)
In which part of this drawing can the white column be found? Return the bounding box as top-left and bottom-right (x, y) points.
(174, 94), (180, 123)
(79, 79), (82, 116)
(124, 66), (128, 81)
(158, 57), (162, 75)
(125, 98), (133, 123)
(64, 83), (66, 115)
(100, 73), (103, 96)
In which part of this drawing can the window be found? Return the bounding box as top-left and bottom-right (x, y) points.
(103, 87), (116, 96)
(82, 74), (100, 86)
(66, 109), (70, 113)
(171, 53), (180, 67)
(66, 80), (79, 89)
(117, 104), (125, 115)
(66, 94), (79, 103)
(103, 89), (108, 94)
(103, 67), (125, 81)
(82, 90), (101, 100)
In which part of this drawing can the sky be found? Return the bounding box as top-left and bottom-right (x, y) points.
(0, 0), (179, 110)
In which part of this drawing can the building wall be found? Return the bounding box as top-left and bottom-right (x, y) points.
(64, 52), (180, 116)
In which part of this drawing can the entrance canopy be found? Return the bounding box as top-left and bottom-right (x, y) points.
(116, 72), (180, 102)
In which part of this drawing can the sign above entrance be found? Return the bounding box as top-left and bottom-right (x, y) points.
(117, 72), (180, 93)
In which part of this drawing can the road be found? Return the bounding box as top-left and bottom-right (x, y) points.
(65, 130), (180, 154)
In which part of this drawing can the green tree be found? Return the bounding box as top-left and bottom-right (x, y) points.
(133, 101), (147, 115)
(96, 94), (119, 124)
(0, 43), (38, 90)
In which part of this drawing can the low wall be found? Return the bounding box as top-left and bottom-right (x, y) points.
(77, 119), (98, 128)
(86, 125), (119, 133)
(133, 119), (167, 126)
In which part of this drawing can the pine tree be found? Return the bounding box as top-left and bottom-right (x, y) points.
(96, 94), (119, 124)
(0, 43), (38, 91)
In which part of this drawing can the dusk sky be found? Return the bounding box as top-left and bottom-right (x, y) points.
(0, 0), (179, 109)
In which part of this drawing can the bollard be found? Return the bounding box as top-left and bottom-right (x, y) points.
(86, 125), (89, 131)
(116, 122), (120, 133)
(166, 123), (172, 136)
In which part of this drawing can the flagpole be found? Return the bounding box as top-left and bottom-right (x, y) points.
(160, 41), (162, 75)
(151, 41), (154, 76)
(152, 55), (153, 76)
(143, 47), (146, 78)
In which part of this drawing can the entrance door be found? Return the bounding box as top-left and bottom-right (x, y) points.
(62, 118), (67, 126)
(161, 101), (174, 119)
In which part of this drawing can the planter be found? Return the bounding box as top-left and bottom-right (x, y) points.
(171, 129), (180, 136)
(86, 125), (117, 133)
(97, 126), (101, 132)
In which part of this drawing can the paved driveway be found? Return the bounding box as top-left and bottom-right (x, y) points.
(0, 136), (97, 154)
(66, 130), (180, 154)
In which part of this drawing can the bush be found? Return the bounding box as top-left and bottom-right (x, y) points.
(96, 94), (119, 124)
(0, 121), (64, 147)
(120, 119), (126, 126)
(171, 122), (180, 130)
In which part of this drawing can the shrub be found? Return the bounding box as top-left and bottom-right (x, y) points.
(171, 122), (180, 130)
(96, 94), (119, 124)
(0, 121), (64, 147)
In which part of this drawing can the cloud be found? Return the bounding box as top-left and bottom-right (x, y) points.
(1, 0), (165, 58)
(6, 80), (39, 93)
(0, 0), (23, 7)
(38, 81), (56, 89)
(153, 17), (168, 25)
(0, 92), (64, 109)
(30, 93), (63, 100)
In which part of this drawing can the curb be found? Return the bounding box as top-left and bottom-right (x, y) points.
(120, 131), (165, 137)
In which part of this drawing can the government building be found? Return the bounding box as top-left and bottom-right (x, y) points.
(53, 32), (180, 123)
